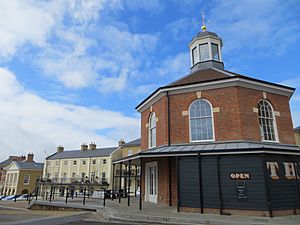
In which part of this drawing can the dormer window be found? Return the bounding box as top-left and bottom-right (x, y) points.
(199, 44), (209, 61)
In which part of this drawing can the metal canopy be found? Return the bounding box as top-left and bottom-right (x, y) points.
(113, 140), (300, 164)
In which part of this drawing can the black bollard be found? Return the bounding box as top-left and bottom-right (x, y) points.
(65, 188), (69, 204)
(83, 188), (86, 205)
(103, 189), (106, 207)
(36, 187), (38, 201)
(49, 187), (53, 202)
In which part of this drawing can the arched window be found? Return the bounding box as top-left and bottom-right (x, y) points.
(149, 112), (156, 148)
(258, 100), (277, 141)
(189, 99), (214, 141)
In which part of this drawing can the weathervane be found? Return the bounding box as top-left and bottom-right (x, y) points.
(201, 11), (207, 32)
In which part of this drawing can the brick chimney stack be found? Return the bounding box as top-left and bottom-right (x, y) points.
(81, 143), (88, 151)
(27, 153), (34, 162)
(89, 142), (97, 150)
(57, 145), (64, 153)
(118, 139), (125, 146)
(16, 155), (26, 161)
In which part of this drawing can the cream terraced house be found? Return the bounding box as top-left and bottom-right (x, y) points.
(43, 143), (117, 189)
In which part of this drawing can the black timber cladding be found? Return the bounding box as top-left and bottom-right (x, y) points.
(178, 153), (300, 211)
(265, 154), (300, 210)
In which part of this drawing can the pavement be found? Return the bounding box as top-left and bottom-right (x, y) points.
(1, 197), (300, 225)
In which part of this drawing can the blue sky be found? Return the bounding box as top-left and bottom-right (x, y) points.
(0, 0), (300, 162)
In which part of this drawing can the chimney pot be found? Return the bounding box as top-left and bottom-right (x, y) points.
(57, 145), (64, 153)
(118, 139), (125, 146)
(81, 143), (88, 151)
(89, 143), (97, 150)
(27, 153), (34, 162)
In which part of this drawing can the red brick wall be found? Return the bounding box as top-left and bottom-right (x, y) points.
(141, 157), (177, 207)
(237, 87), (295, 144)
(140, 96), (168, 151)
(140, 86), (295, 148)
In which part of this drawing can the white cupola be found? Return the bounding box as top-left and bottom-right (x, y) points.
(189, 15), (224, 72)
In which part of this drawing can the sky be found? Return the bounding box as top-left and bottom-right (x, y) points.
(0, 0), (300, 162)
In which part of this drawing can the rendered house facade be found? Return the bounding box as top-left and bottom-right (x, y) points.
(113, 26), (300, 216)
(2, 154), (43, 195)
(41, 139), (140, 197)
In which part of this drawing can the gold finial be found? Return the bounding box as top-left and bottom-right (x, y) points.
(201, 11), (207, 32)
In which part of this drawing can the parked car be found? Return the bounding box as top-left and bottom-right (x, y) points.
(1, 195), (20, 201)
(1, 195), (16, 200)
(15, 194), (29, 201)
(0, 195), (7, 200)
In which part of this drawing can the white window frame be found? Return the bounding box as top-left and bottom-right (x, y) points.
(211, 43), (219, 61)
(258, 99), (279, 142)
(103, 159), (107, 164)
(199, 43), (209, 62)
(23, 174), (30, 185)
(192, 46), (198, 65)
(189, 99), (215, 142)
(73, 160), (77, 166)
(148, 112), (157, 148)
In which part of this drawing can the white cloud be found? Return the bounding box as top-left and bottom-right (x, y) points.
(209, 0), (300, 55)
(0, 0), (161, 93)
(280, 76), (300, 127)
(154, 52), (190, 78)
(37, 51), (96, 88)
(0, 67), (140, 162)
(69, 0), (104, 24)
(121, 0), (164, 12)
(0, 1), (58, 59)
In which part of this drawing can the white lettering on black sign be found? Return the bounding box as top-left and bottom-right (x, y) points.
(230, 173), (250, 180)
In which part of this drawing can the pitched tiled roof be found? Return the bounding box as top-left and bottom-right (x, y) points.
(122, 138), (141, 147)
(166, 69), (230, 87)
(136, 68), (295, 110)
(0, 157), (17, 168)
(46, 147), (118, 160)
(16, 161), (44, 170)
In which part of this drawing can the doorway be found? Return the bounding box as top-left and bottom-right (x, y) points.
(145, 161), (158, 203)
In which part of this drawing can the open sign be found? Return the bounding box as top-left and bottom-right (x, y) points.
(230, 173), (250, 180)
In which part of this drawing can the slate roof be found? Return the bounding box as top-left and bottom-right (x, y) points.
(295, 126), (300, 130)
(141, 141), (300, 155)
(16, 161), (44, 170)
(0, 158), (16, 168)
(113, 141), (300, 163)
(122, 138), (141, 147)
(136, 68), (295, 110)
(47, 147), (118, 160)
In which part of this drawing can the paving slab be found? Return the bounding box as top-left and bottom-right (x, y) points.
(24, 197), (300, 225)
